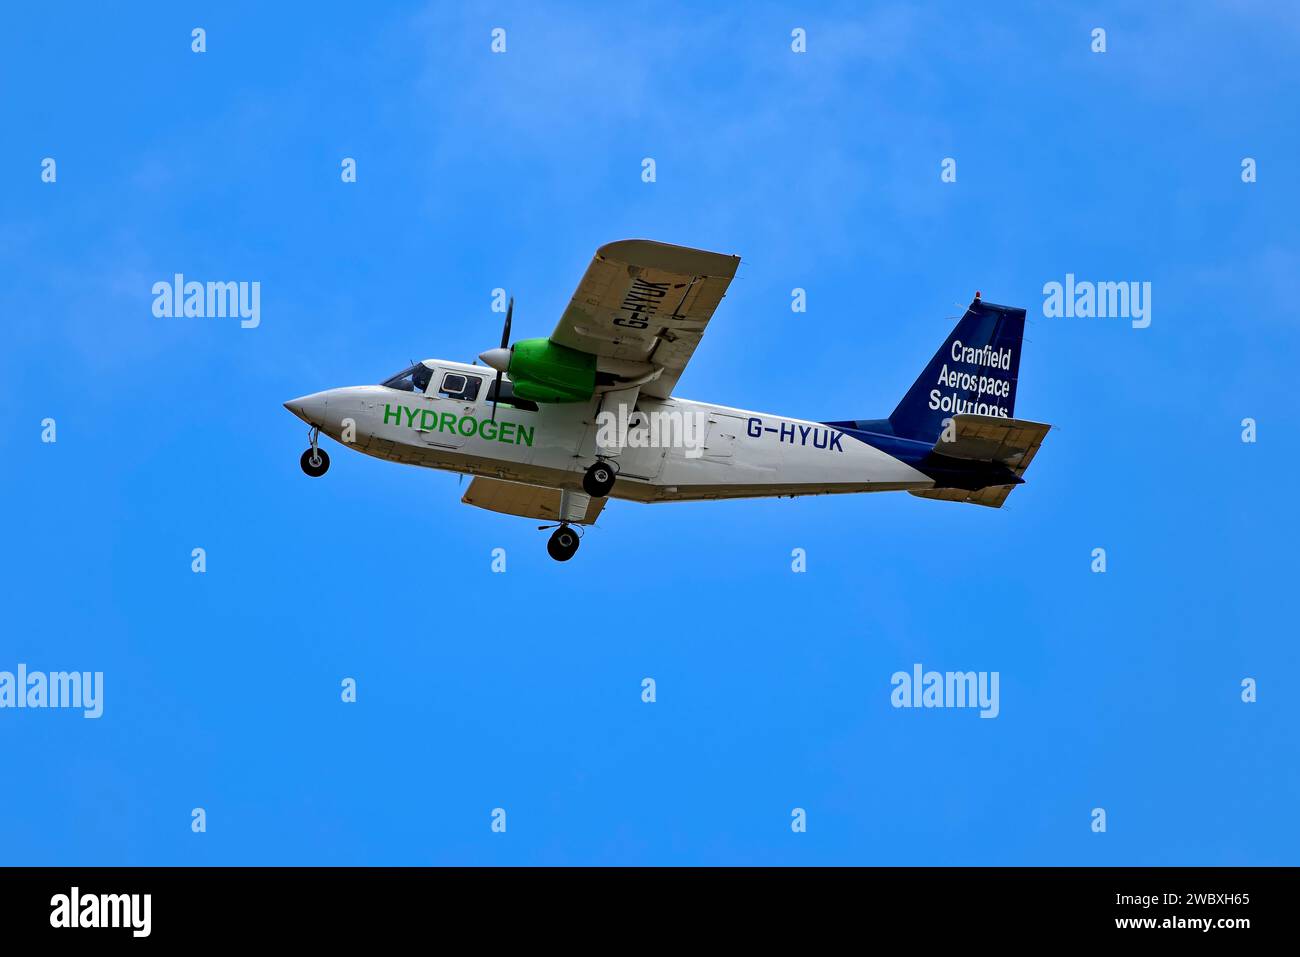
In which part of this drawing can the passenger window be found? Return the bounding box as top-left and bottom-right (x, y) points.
(439, 372), (482, 401)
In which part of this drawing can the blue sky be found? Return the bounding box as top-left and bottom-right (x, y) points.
(2, 1), (1297, 865)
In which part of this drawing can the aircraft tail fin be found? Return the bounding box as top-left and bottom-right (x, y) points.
(888, 297), (1025, 442)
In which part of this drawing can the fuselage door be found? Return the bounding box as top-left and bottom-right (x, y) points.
(702, 413), (744, 460)
(418, 369), (486, 449)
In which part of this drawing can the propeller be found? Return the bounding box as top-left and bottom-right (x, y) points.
(479, 296), (513, 421)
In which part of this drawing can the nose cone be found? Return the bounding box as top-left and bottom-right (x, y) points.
(478, 347), (511, 373)
(283, 391), (330, 425)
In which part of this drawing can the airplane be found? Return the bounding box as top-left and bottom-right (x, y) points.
(284, 239), (1050, 561)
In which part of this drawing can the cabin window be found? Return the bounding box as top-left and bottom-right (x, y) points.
(439, 372), (482, 401)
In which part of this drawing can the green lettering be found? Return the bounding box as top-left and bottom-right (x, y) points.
(457, 416), (477, 437)
(498, 422), (516, 443)
(420, 409), (436, 430)
(515, 424), (534, 447)
(440, 413), (457, 433)
(383, 404), (402, 425)
(403, 407), (418, 427)
(479, 419), (498, 441)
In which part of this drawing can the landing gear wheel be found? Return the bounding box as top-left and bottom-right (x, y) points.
(582, 461), (616, 498)
(546, 525), (580, 562)
(300, 447), (330, 477)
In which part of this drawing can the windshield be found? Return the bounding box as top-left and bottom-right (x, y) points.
(381, 363), (433, 393)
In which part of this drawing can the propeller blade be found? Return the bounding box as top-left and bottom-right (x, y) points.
(490, 371), (504, 421)
(491, 296), (513, 422)
(500, 297), (513, 348)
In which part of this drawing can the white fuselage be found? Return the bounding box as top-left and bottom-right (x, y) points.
(301, 359), (935, 503)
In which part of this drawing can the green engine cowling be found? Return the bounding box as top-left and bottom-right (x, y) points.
(506, 338), (597, 403)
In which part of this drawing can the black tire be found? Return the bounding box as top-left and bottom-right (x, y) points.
(547, 526), (580, 562)
(300, 447), (330, 477)
(582, 461), (616, 498)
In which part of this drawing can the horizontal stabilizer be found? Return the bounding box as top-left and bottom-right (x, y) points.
(910, 414), (1051, 509)
(461, 478), (605, 524)
(910, 485), (1016, 509)
(932, 414), (1050, 472)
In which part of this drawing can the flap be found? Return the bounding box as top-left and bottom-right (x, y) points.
(461, 478), (605, 525)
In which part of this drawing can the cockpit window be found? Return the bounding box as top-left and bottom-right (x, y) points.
(382, 363), (433, 393)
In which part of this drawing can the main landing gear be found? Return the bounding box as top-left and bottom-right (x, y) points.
(582, 460), (616, 498)
(300, 426), (330, 477)
(545, 524), (580, 562)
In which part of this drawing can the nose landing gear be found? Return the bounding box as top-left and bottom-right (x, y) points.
(582, 460), (617, 498)
(300, 426), (330, 477)
(545, 523), (581, 562)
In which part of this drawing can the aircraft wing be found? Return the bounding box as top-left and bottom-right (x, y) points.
(550, 239), (740, 399)
(461, 478), (605, 524)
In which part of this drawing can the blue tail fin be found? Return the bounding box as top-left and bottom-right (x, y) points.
(888, 297), (1025, 441)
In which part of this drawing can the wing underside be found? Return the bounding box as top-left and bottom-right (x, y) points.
(550, 239), (740, 399)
